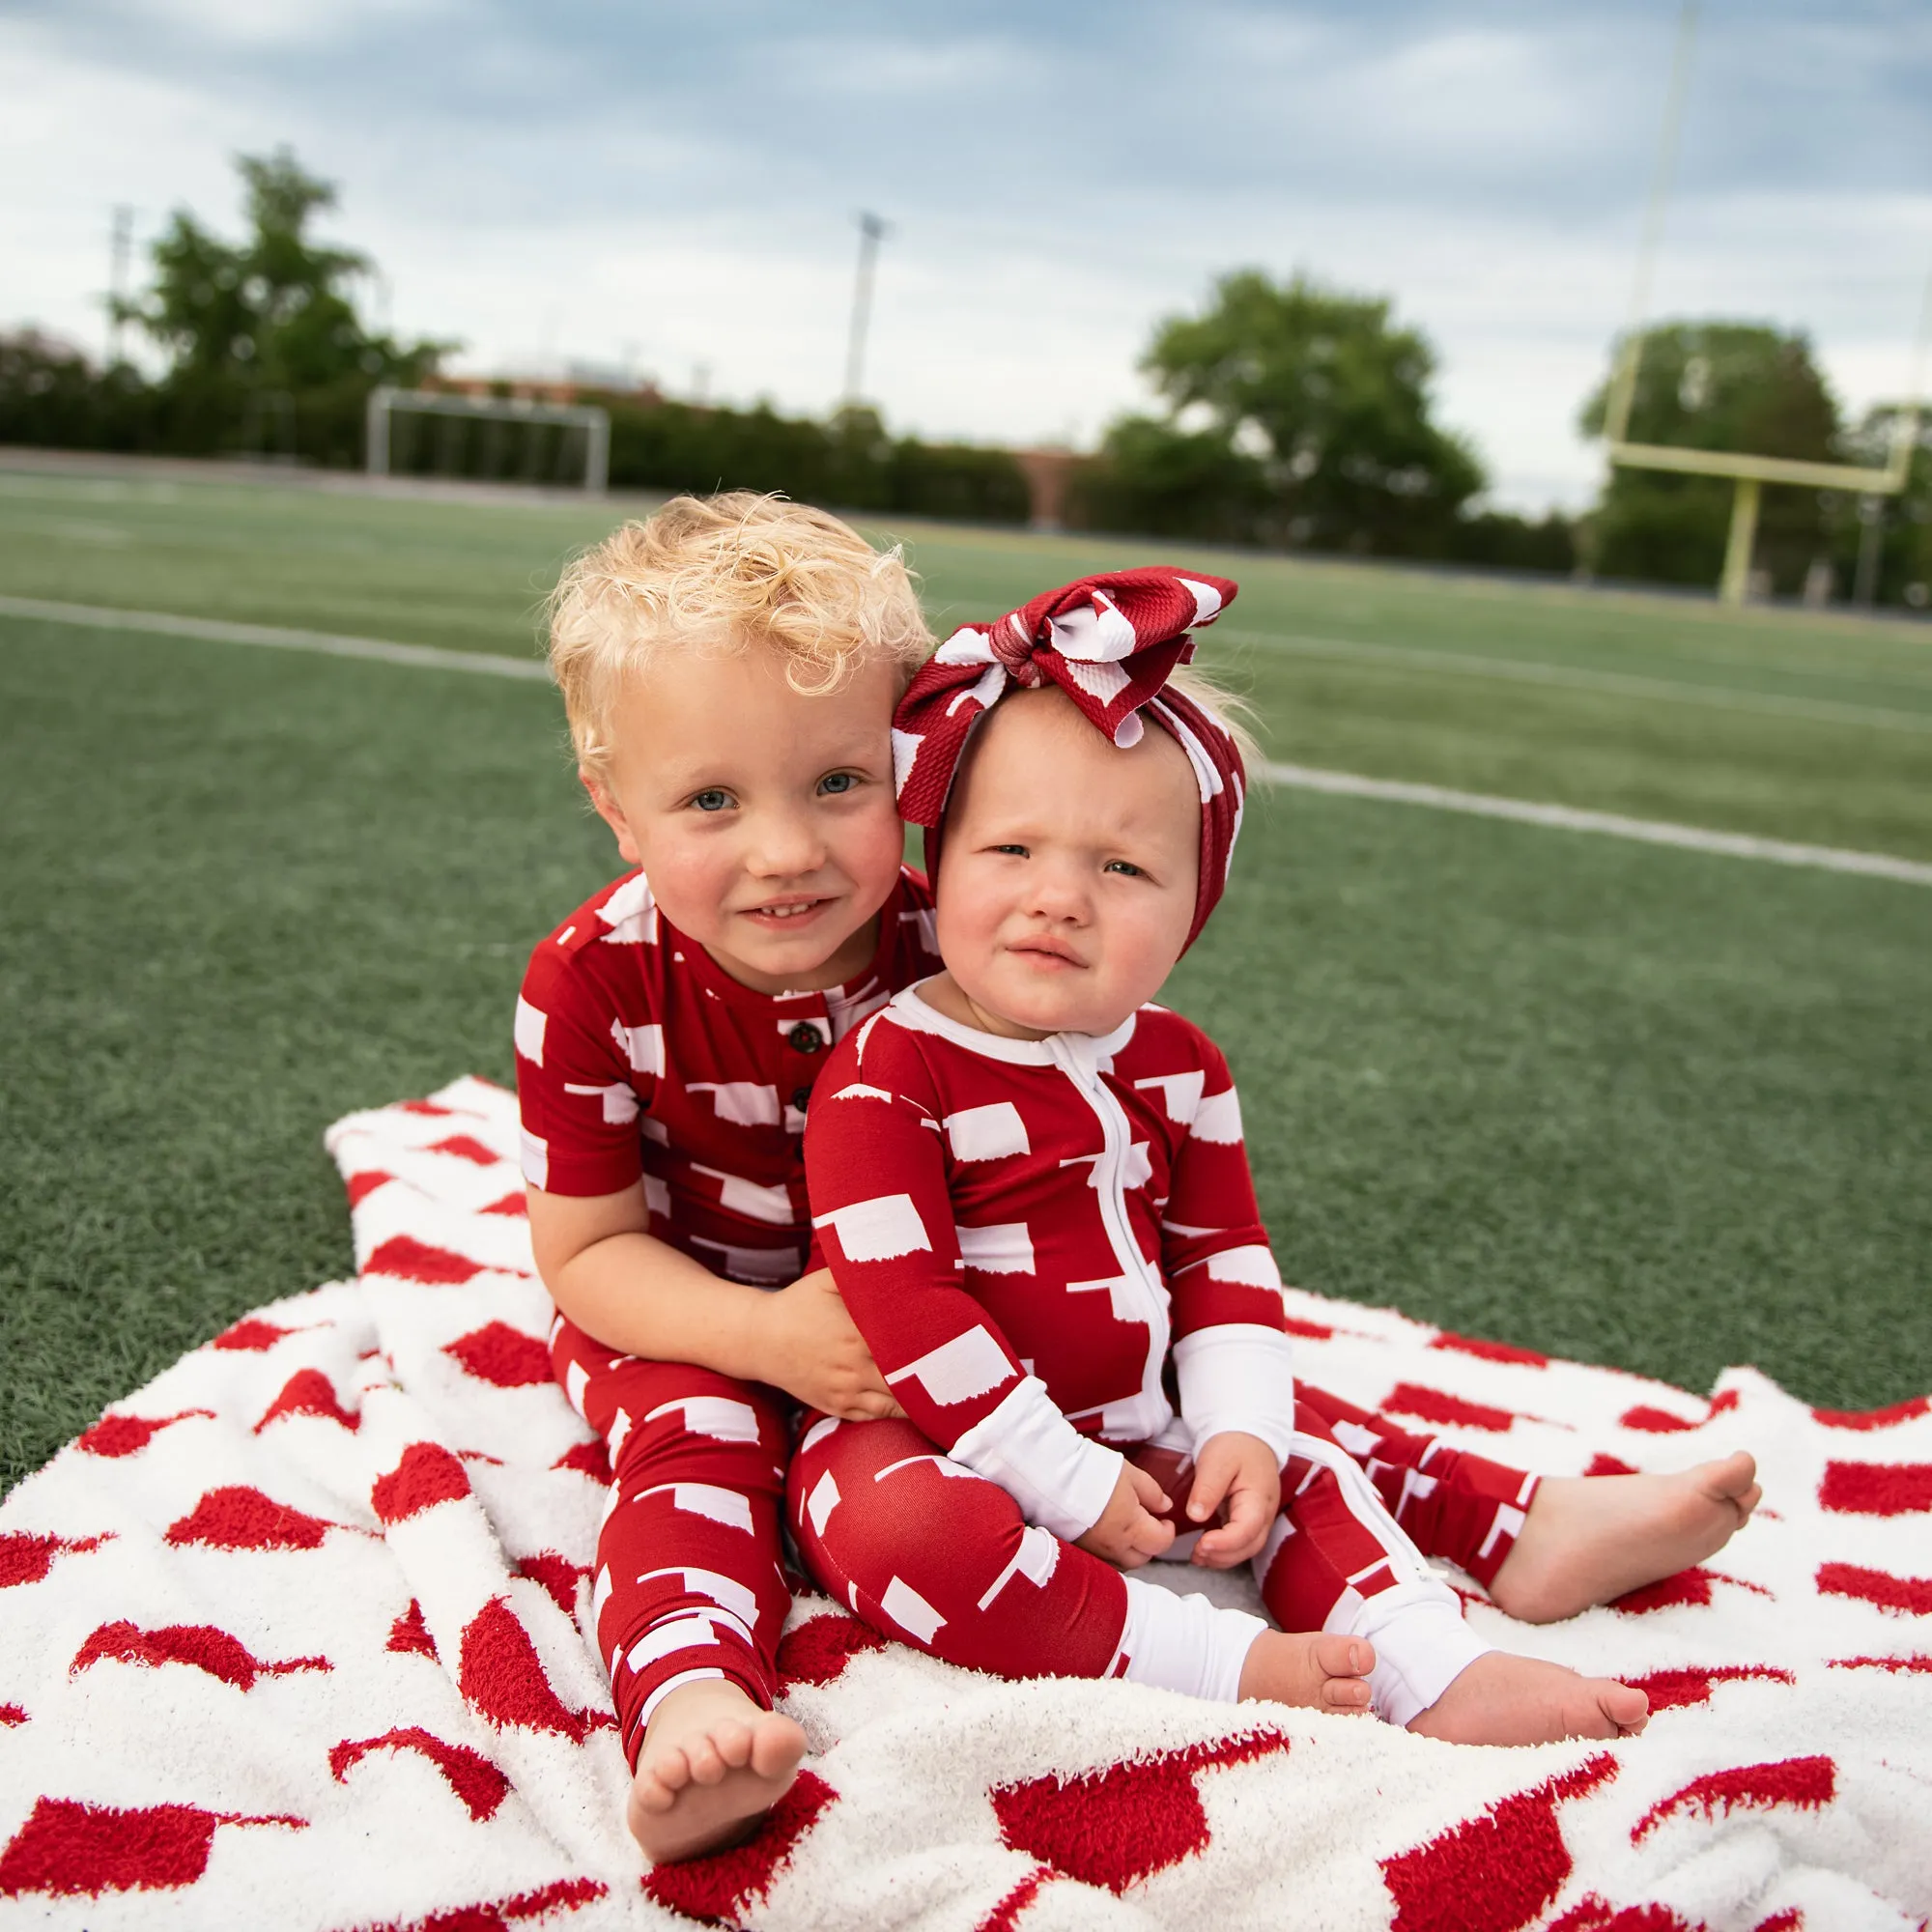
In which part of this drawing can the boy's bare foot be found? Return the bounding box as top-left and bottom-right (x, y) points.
(1407, 1652), (1648, 1745)
(1489, 1452), (1761, 1624)
(627, 1679), (808, 1863)
(1237, 1630), (1376, 1713)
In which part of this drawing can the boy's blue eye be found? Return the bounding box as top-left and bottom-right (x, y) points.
(1104, 860), (1145, 877)
(818, 771), (858, 796)
(691, 789), (733, 812)
(995, 843), (1029, 857)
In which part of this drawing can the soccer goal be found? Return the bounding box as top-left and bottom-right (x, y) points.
(365, 385), (610, 495)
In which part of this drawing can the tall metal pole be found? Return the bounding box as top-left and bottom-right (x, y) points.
(107, 204), (133, 365)
(842, 212), (887, 407)
(1604, 2), (1698, 446)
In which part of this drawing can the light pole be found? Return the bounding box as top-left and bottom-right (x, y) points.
(842, 211), (888, 407)
(107, 204), (134, 365)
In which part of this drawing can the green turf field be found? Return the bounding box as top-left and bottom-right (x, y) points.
(2, 459), (1928, 1491)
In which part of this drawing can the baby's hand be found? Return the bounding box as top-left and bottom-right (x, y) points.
(761, 1270), (904, 1420)
(1075, 1462), (1176, 1570)
(1186, 1432), (1282, 1569)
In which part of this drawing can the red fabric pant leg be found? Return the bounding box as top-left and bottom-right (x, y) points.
(1293, 1381), (1539, 1588)
(788, 1414), (1130, 1681)
(551, 1313), (794, 1770)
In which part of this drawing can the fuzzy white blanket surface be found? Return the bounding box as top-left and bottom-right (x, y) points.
(1, 1077), (1927, 1932)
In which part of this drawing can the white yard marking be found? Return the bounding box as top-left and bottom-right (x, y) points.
(10, 594), (1925, 887)
(1259, 761), (1932, 888)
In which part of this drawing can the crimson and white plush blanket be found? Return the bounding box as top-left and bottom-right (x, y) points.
(2, 1077), (1927, 1931)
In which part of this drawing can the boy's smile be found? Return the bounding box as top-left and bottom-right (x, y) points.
(585, 644), (907, 995)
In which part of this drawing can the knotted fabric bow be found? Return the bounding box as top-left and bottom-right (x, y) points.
(892, 567), (1244, 952)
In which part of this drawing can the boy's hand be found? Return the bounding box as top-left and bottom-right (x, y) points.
(1075, 1462), (1177, 1570)
(1185, 1432), (1283, 1569)
(759, 1270), (904, 1420)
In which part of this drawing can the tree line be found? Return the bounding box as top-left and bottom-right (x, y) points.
(3, 150), (1926, 607)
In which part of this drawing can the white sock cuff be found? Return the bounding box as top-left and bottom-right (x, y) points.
(1118, 1577), (1267, 1705)
(1349, 1594), (1492, 1729)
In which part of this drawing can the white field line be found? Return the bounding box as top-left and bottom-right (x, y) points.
(1260, 762), (1932, 888)
(1214, 625), (1932, 735)
(0, 593), (552, 682)
(5, 592), (1927, 888)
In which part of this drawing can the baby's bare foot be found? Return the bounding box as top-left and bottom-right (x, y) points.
(1237, 1630), (1376, 1714)
(627, 1679), (808, 1863)
(1490, 1452), (1761, 1624)
(1407, 1652), (1648, 1746)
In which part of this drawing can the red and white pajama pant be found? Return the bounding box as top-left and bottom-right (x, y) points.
(551, 1316), (796, 1770)
(788, 1384), (1540, 1728)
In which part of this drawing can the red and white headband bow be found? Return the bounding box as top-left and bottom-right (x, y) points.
(893, 567), (1245, 952)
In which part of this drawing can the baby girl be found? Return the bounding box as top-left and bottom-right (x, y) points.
(790, 567), (1757, 1739)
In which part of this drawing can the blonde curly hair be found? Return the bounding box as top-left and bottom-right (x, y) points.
(548, 492), (935, 779)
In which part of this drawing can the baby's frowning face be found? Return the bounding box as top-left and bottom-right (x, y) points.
(930, 688), (1200, 1039)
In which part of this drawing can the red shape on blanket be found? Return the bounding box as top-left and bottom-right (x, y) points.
(1384, 1384), (1521, 1433)
(991, 1731), (1289, 1894)
(1816, 1561), (1932, 1615)
(1432, 1332), (1550, 1368)
(429, 1133), (503, 1166)
(777, 1612), (890, 1688)
(1381, 1754), (1616, 1932)
(1818, 1461), (1932, 1517)
(1622, 1664), (1793, 1711)
(254, 1368), (361, 1434)
(0, 1798), (303, 1898)
(345, 1170), (393, 1208)
(364, 1235), (486, 1286)
(1620, 1406), (1701, 1434)
(164, 1485), (338, 1550)
(0, 1706), (25, 1726)
(1586, 1453), (1640, 1477)
(481, 1190), (529, 1217)
(360, 1875), (610, 1932)
(552, 1439), (611, 1482)
(389, 1600), (440, 1660)
(459, 1597), (597, 1740)
(1829, 1652), (1932, 1674)
(1631, 1754), (1834, 1844)
(71, 1620), (330, 1690)
(76, 1408), (214, 1457)
(640, 1770), (834, 1925)
(1609, 1566), (1769, 1615)
(1548, 1902), (1701, 1931)
(977, 1867), (1052, 1931)
(1812, 1394), (1929, 1431)
(330, 1726), (512, 1822)
(213, 1316), (300, 1351)
(1281, 1315), (1335, 1340)
(373, 1442), (473, 1523)
(445, 1321), (553, 1388)
(517, 1551), (586, 1616)
(0, 1530), (113, 1587)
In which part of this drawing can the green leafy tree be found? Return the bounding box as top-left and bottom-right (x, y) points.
(1093, 270), (1485, 553)
(121, 147), (446, 461)
(1829, 405), (1932, 610)
(1578, 322), (1841, 593)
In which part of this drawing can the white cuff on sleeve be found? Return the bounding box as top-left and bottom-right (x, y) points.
(1173, 1323), (1297, 1465)
(949, 1376), (1124, 1541)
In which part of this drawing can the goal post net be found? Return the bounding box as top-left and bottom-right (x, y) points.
(365, 386), (610, 494)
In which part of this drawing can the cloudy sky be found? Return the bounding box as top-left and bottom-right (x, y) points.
(4, 0), (1929, 510)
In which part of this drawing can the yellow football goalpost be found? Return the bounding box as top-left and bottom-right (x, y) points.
(1604, 3), (1927, 606)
